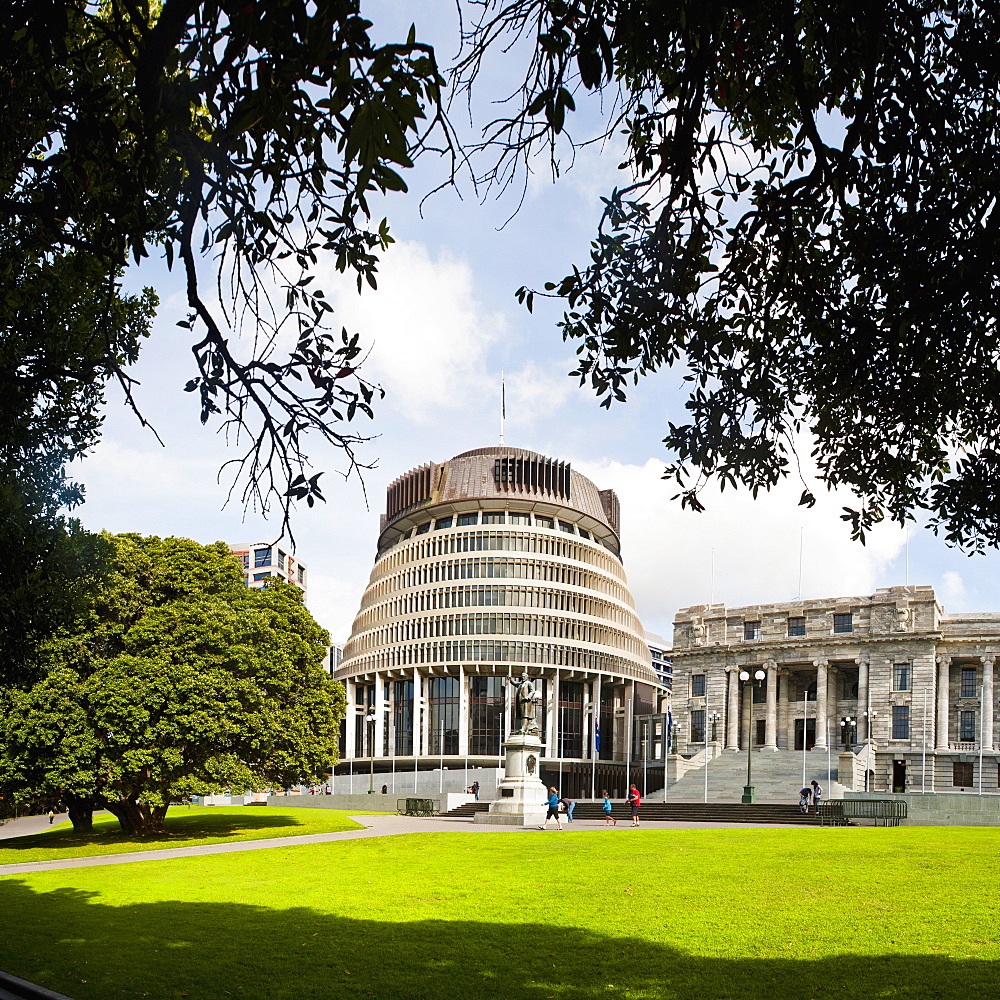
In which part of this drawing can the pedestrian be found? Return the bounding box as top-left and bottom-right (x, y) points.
(798, 786), (812, 814)
(559, 794), (575, 822)
(541, 786), (563, 830)
(380, 783), (388, 794)
(810, 780), (823, 813)
(47, 810), (55, 825)
(471, 780), (480, 801)
(627, 784), (641, 826)
(602, 789), (617, 826)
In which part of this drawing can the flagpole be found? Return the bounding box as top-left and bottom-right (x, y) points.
(500, 370), (505, 446)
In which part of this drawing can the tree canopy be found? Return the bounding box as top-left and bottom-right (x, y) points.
(0, 534), (344, 836)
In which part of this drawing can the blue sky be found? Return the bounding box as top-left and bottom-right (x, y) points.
(69, 3), (1000, 642)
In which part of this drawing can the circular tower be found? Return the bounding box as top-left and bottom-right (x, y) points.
(336, 446), (665, 798)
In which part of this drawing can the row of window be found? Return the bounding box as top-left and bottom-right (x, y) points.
(350, 614), (646, 656)
(360, 558), (631, 608)
(404, 510), (589, 536)
(352, 585), (638, 632)
(374, 530), (625, 580)
(743, 613), (853, 640)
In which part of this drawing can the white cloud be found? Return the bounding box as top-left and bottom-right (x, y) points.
(939, 570), (967, 607)
(323, 240), (506, 421)
(503, 359), (576, 427)
(573, 456), (908, 642)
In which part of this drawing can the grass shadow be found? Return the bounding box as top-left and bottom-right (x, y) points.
(0, 876), (995, 1000)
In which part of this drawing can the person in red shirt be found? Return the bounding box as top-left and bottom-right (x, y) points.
(627, 784), (641, 827)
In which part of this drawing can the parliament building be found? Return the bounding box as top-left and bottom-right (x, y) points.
(334, 446), (668, 798)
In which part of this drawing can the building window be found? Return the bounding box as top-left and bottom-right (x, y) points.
(253, 572), (270, 582)
(508, 512), (530, 524)
(787, 616), (806, 637)
(960, 710), (977, 742)
(297, 566), (305, 584)
(953, 762), (974, 787)
(558, 520), (575, 533)
(833, 613), (853, 633)
(961, 667), (978, 698)
(892, 663), (911, 691)
(428, 677), (459, 754)
(534, 515), (554, 529)
(691, 674), (706, 697)
(557, 681), (585, 758)
(254, 547), (271, 567)
(238, 552), (249, 568)
(457, 513), (478, 526)
(578, 528), (591, 539)
(892, 705), (910, 739)
(416, 521), (431, 534)
(277, 549), (286, 570)
(744, 620), (761, 640)
(435, 516), (453, 530)
(469, 676), (504, 755)
(481, 512), (505, 524)
(690, 709), (706, 743)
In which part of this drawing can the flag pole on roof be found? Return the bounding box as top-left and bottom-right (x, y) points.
(500, 369), (505, 446)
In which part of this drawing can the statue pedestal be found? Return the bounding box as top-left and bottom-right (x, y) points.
(474, 733), (548, 826)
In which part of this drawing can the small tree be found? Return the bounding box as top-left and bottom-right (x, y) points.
(0, 534), (344, 836)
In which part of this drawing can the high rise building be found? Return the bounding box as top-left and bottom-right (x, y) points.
(335, 446), (667, 797)
(229, 541), (307, 598)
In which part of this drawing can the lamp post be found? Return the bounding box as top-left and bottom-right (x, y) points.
(705, 711), (721, 804)
(366, 710), (376, 793)
(739, 669), (766, 803)
(840, 716), (856, 748)
(709, 710), (721, 744)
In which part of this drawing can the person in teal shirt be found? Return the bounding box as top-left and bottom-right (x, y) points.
(602, 790), (617, 826)
(541, 786), (562, 830)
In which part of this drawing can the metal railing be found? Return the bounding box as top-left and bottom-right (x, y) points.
(817, 799), (907, 827)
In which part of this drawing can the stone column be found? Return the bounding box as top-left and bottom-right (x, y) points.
(764, 660), (778, 749)
(785, 670), (798, 749)
(814, 659), (829, 749)
(856, 655), (869, 743)
(592, 673), (602, 759)
(458, 665), (469, 758)
(936, 656), (951, 751)
(827, 665), (839, 748)
(548, 669), (560, 757)
(778, 668), (790, 749)
(417, 667), (428, 757)
(726, 667), (740, 750)
(982, 654), (995, 751)
(741, 673), (752, 750)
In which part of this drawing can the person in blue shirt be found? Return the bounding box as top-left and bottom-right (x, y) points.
(541, 786), (562, 830)
(602, 790), (617, 826)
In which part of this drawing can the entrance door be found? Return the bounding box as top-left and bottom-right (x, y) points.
(794, 718), (816, 751)
(755, 719), (766, 746)
(892, 759), (906, 793)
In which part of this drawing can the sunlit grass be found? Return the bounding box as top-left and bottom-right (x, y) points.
(0, 806), (371, 864)
(2, 825), (999, 999)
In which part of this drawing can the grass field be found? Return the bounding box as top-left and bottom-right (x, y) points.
(2, 825), (999, 999)
(0, 807), (370, 864)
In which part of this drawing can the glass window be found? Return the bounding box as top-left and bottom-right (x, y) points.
(961, 667), (978, 698)
(252, 572), (270, 582)
(508, 512), (530, 524)
(277, 549), (286, 570)
(415, 521), (431, 534)
(578, 528), (590, 539)
(787, 616), (806, 637)
(481, 512), (505, 524)
(402, 529), (413, 539)
(960, 710), (976, 741)
(557, 681), (585, 758)
(392, 680), (414, 755)
(428, 677), (459, 754)
(690, 709), (706, 743)
(833, 613), (853, 633)
(254, 547), (271, 567)
(953, 762), (974, 787)
(469, 677), (505, 755)
(744, 620), (761, 640)
(892, 705), (910, 739)
(558, 520), (575, 533)
(534, 515), (554, 529)
(297, 566), (305, 584)
(691, 674), (706, 697)
(892, 663), (911, 691)
(240, 553), (249, 567)
(457, 513), (478, 526)
(435, 516), (453, 530)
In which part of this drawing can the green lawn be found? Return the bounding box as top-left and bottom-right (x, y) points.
(0, 807), (370, 864)
(2, 825), (998, 999)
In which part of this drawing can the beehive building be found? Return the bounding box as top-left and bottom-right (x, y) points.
(335, 446), (667, 797)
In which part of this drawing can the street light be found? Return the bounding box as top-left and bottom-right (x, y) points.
(840, 716), (856, 748)
(739, 669), (766, 803)
(705, 711), (721, 804)
(709, 710), (721, 744)
(366, 710), (376, 793)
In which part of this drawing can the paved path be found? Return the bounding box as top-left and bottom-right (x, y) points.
(0, 814), (69, 841)
(0, 813), (791, 877)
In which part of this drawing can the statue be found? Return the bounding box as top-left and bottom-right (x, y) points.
(512, 671), (541, 736)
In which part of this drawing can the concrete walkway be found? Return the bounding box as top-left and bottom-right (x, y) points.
(0, 812), (793, 877)
(0, 814), (69, 841)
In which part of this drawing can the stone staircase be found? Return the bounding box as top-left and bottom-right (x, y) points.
(663, 748), (850, 803)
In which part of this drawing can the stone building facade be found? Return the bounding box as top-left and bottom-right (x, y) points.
(670, 586), (1000, 793)
(335, 446), (668, 798)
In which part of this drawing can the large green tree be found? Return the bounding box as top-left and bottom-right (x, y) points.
(458, 0), (1000, 551)
(0, 534), (344, 836)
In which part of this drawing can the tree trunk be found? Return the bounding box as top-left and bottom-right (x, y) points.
(63, 794), (95, 834)
(104, 797), (169, 836)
